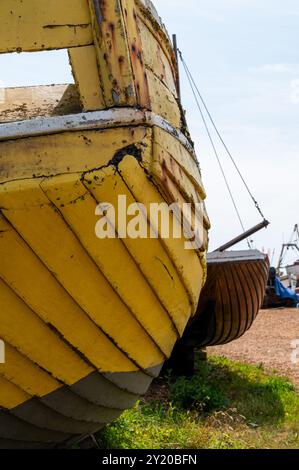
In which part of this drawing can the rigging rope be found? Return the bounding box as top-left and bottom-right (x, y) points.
(178, 53), (250, 247)
(178, 49), (267, 228)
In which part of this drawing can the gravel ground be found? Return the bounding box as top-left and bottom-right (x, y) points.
(209, 309), (299, 390)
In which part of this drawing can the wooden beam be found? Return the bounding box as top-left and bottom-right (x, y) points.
(0, 0), (93, 53)
(138, 19), (177, 97)
(68, 45), (105, 111)
(121, 0), (150, 108)
(172, 34), (181, 103)
(88, 0), (136, 107)
(215, 220), (270, 253)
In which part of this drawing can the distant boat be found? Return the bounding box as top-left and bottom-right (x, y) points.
(277, 224), (299, 294)
(0, 0), (209, 448)
(286, 260), (299, 278)
(263, 267), (299, 308)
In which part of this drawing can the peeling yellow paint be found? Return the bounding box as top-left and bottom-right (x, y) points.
(68, 45), (105, 110)
(0, 0), (210, 438)
(0, 0), (93, 53)
(121, 0), (150, 108)
(88, 0), (136, 107)
(138, 17), (177, 97)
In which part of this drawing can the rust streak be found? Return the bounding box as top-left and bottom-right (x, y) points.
(43, 24), (90, 29)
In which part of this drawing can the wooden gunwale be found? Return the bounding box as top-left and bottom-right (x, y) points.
(0, 108), (196, 159)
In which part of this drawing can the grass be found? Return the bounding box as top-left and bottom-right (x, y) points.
(97, 356), (299, 449)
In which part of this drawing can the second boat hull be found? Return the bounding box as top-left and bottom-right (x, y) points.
(166, 250), (269, 375)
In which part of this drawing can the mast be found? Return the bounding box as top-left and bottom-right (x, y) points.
(172, 34), (181, 104)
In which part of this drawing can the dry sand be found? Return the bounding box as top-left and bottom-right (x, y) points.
(209, 308), (299, 390)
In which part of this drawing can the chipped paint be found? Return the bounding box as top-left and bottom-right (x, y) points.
(0, 0), (210, 448)
(121, 0), (150, 108)
(0, 108), (196, 159)
(0, 0), (93, 53)
(88, 0), (137, 107)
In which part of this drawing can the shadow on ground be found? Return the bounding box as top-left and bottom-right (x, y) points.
(153, 356), (295, 426)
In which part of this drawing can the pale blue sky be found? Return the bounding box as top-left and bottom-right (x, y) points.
(0, 0), (298, 265)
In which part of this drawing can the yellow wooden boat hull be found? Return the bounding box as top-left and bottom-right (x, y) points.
(0, 0), (209, 447)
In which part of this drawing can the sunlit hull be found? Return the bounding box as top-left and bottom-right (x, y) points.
(0, 0), (209, 447)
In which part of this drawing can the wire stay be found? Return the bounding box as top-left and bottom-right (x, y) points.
(177, 48), (268, 247)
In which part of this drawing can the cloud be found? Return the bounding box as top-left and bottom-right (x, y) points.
(290, 79), (299, 104)
(250, 64), (299, 74)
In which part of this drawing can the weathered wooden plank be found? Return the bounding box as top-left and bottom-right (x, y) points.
(0, 0), (93, 53)
(88, 0), (136, 107)
(0, 342), (60, 398)
(68, 45), (105, 111)
(0, 216), (135, 373)
(137, 17), (177, 97)
(41, 175), (176, 358)
(146, 70), (181, 128)
(151, 137), (207, 203)
(0, 179), (163, 370)
(121, 0), (150, 108)
(152, 127), (203, 193)
(0, 126), (151, 182)
(0, 275), (93, 385)
(0, 376), (30, 410)
(0, 109), (195, 158)
(84, 164), (193, 335)
(118, 155), (204, 312)
(136, 0), (177, 75)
